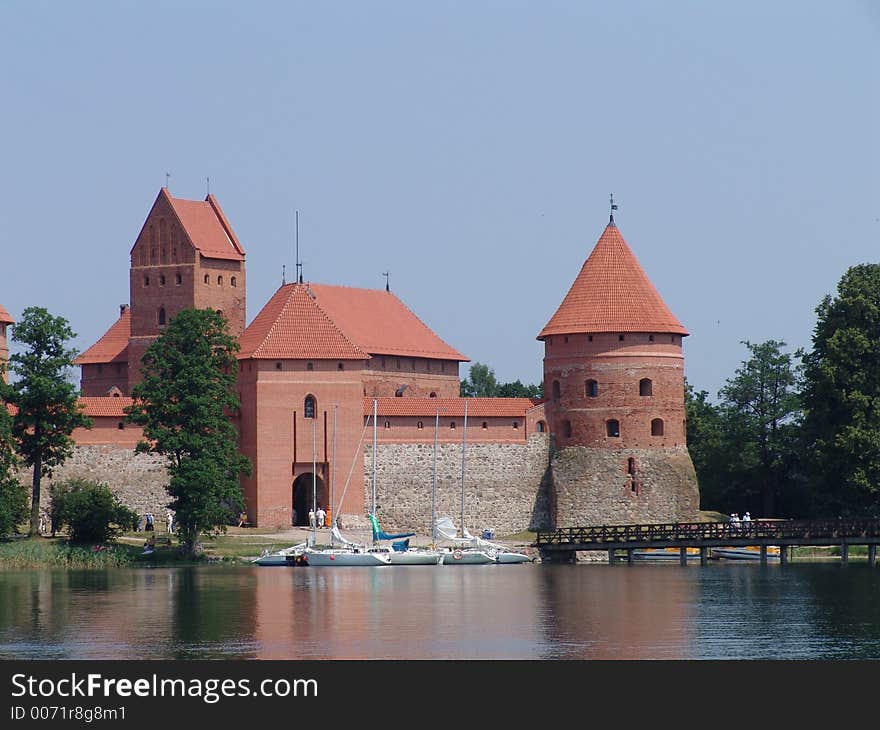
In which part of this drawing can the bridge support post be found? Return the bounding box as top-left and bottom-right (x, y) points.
(679, 547), (687, 566)
(627, 548), (634, 564)
(780, 545), (788, 565)
(841, 544), (849, 564)
(760, 545), (768, 564)
(869, 545), (876, 567)
(700, 547), (708, 565)
(608, 549), (616, 565)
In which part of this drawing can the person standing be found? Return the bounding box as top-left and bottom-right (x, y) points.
(166, 512), (174, 534)
(145, 512), (154, 532)
(316, 506), (326, 529)
(308, 509), (316, 529)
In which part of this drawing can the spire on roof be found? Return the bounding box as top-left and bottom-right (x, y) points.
(609, 193), (618, 226)
(383, 271), (390, 292)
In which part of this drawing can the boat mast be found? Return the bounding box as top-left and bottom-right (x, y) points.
(331, 404), (337, 529)
(311, 416), (317, 545)
(371, 399), (378, 516)
(461, 399), (468, 537)
(432, 408), (439, 549)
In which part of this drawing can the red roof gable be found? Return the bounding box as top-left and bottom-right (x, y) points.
(238, 283), (369, 360)
(0, 304), (13, 325)
(308, 284), (467, 362)
(74, 307), (130, 365)
(164, 189), (245, 261)
(365, 397), (536, 418)
(538, 222), (688, 339)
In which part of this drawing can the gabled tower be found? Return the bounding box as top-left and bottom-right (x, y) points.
(537, 213), (699, 526)
(126, 188), (246, 393)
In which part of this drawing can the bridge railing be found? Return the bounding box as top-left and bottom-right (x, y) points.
(534, 518), (880, 547)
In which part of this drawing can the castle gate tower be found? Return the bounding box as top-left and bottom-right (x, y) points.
(537, 212), (699, 527)
(0, 305), (13, 384)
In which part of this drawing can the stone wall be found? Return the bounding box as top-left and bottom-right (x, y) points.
(550, 445), (699, 527)
(16, 445), (172, 523)
(355, 433), (552, 536)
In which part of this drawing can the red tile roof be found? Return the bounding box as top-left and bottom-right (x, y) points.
(538, 222), (688, 339)
(238, 283), (369, 360)
(0, 304), (13, 324)
(364, 397), (536, 418)
(308, 284), (467, 361)
(79, 397), (133, 417)
(163, 189), (245, 262)
(74, 307), (131, 365)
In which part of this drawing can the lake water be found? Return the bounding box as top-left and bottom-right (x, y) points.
(2, 562), (880, 660)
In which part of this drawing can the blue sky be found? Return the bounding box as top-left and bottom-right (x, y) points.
(1, 1), (877, 398)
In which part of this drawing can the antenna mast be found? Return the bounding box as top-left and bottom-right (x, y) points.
(296, 211), (303, 283)
(383, 271), (390, 292)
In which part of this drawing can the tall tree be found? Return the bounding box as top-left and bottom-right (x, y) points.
(801, 264), (880, 517)
(125, 308), (251, 556)
(684, 380), (726, 512)
(0, 402), (28, 538)
(716, 340), (802, 517)
(460, 362), (498, 397)
(1, 307), (91, 535)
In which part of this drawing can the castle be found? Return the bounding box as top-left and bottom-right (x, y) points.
(2, 189), (699, 533)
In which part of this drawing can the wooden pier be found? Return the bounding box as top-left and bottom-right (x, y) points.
(534, 518), (880, 565)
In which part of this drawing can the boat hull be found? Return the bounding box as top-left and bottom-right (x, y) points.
(305, 550), (390, 566)
(441, 549), (495, 565)
(387, 550), (443, 565)
(494, 551), (532, 564)
(711, 546), (781, 561)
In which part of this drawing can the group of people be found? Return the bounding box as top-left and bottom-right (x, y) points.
(308, 507), (327, 529)
(730, 511), (752, 526)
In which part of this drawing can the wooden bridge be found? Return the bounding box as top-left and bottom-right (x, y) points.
(534, 518), (880, 565)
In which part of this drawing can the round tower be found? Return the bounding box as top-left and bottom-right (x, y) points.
(537, 213), (699, 527)
(0, 304), (13, 384)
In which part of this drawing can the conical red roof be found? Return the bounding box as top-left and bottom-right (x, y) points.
(538, 222), (688, 339)
(0, 304), (13, 325)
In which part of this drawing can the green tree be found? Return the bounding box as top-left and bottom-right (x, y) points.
(716, 340), (803, 517)
(497, 379), (543, 398)
(801, 264), (880, 517)
(684, 380), (726, 512)
(460, 362), (498, 397)
(1, 307), (91, 535)
(125, 308), (251, 556)
(0, 404), (28, 538)
(50, 478), (138, 543)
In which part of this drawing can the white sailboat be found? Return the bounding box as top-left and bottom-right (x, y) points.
(434, 400), (532, 565)
(367, 400), (443, 565)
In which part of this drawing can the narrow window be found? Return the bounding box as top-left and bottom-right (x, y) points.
(627, 457), (637, 475)
(384, 421), (391, 429)
(304, 395), (316, 419)
(204, 274), (210, 284)
(217, 275), (223, 285)
(338, 362), (344, 370)
(231, 276), (237, 287)
(606, 419), (620, 438)
(429, 392), (437, 398)
(552, 380), (561, 400)
(639, 378), (653, 396)
(536, 421), (546, 433)
(276, 362), (282, 370)
(482, 421), (488, 430)
(306, 362), (314, 371)
(648, 334), (654, 342)
(417, 421), (424, 429)
(158, 307), (166, 326)
(161, 247), (166, 263)
(450, 421), (456, 429)
(618, 334), (625, 341)
(586, 379), (598, 398)
(513, 422), (519, 429)
(144, 275), (150, 286)
(564, 336), (569, 343)
(396, 359), (401, 369)
(651, 418), (664, 437)
(175, 273), (182, 285)
(588, 335), (593, 342)
(159, 274), (166, 286)
(118, 422), (125, 430)
(563, 420), (572, 438)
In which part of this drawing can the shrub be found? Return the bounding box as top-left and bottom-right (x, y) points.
(51, 478), (139, 543)
(0, 478), (28, 538)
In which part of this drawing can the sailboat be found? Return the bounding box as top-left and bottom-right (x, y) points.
(434, 400), (532, 565)
(367, 400), (443, 565)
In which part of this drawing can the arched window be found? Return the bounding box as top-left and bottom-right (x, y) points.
(450, 421), (456, 429)
(639, 378), (653, 396)
(158, 307), (166, 326)
(552, 380), (561, 400)
(217, 275), (223, 285)
(482, 421), (488, 430)
(117, 422), (125, 430)
(536, 421), (546, 433)
(275, 362), (282, 370)
(304, 395), (316, 419)
(306, 362), (314, 371)
(627, 457), (637, 475)
(586, 379), (598, 398)
(204, 274), (210, 284)
(231, 276), (237, 287)
(384, 421), (391, 429)
(159, 274), (166, 286)
(563, 420), (572, 438)
(337, 362), (344, 370)
(429, 392), (437, 398)
(175, 273), (182, 285)
(417, 421), (424, 429)
(651, 418), (664, 436)
(606, 419), (620, 438)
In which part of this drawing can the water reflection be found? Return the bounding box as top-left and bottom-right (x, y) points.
(2, 563), (880, 659)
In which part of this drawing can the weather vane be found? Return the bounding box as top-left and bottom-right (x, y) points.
(382, 271), (390, 292)
(610, 193), (618, 223)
